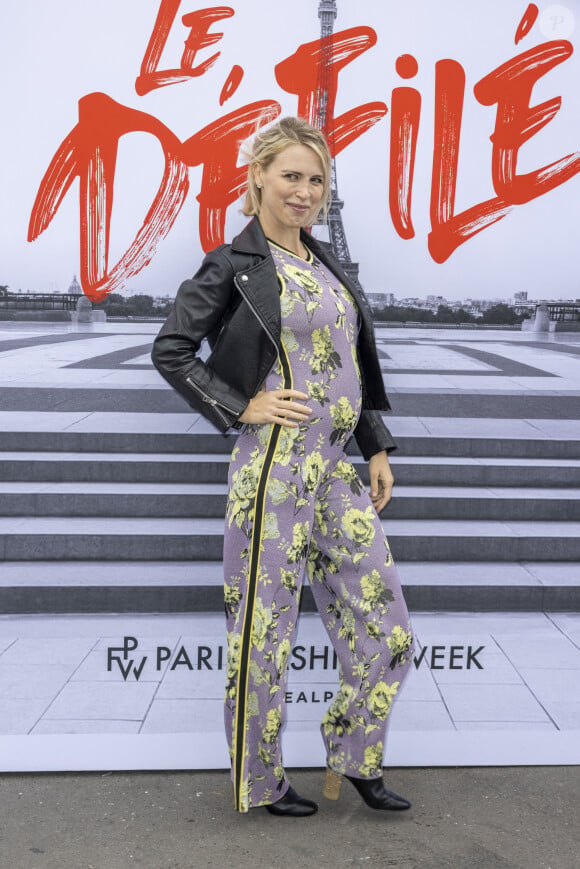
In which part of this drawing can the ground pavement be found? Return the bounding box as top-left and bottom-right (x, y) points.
(0, 767), (578, 869)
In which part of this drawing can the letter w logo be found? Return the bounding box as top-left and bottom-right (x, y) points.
(116, 656), (148, 681)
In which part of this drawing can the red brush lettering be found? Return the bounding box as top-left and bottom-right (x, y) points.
(28, 93), (189, 303)
(219, 64), (244, 105)
(396, 54), (419, 79)
(135, 3), (234, 95)
(515, 4), (539, 44)
(329, 105), (389, 156)
(183, 102), (280, 250)
(474, 41), (580, 205)
(390, 55), (421, 239)
(275, 28), (387, 154)
(428, 60), (512, 264)
(28, 14), (580, 294)
(181, 7), (234, 73)
(28, 93), (279, 301)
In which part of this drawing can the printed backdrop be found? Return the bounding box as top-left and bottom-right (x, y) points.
(0, 0), (579, 772)
(3, 0), (580, 301)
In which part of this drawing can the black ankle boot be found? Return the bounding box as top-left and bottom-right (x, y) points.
(265, 786), (318, 817)
(345, 775), (411, 811)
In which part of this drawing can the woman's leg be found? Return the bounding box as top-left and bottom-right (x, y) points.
(223, 432), (314, 812)
(306, 457), (414, 778)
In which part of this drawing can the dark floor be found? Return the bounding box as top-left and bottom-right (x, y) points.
(0, 767), (578, 869)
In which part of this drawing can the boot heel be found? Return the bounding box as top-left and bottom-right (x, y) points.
(323, 768), (342, 800)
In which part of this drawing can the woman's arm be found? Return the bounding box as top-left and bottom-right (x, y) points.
(151, 248), (250, 431)
(239, 387), (312, 427)
(353, 410), (397, 460)
(368, 449), (394, 513)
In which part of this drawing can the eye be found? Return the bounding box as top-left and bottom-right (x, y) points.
(284, 173), (299, 180)
(311, 176), (324, 185)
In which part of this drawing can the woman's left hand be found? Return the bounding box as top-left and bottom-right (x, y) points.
(368, 450), (394, 513)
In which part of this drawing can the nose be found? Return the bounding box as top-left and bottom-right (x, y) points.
(295, 179), (310, 200)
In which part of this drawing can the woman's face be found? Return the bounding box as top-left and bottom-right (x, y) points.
(255, 143), (326, 240)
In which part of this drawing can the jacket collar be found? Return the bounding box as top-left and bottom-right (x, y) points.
(231, 216), (350, 279)
(230, 216), (371, 343)
(230, 217), (270, 257)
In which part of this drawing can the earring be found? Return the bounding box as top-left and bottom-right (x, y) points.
(257, 184), (262, 189)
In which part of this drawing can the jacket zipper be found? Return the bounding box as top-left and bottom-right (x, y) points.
(233, 274), (281, 393)
(185, 375), (238, 427)
(233, 275), (280, 355)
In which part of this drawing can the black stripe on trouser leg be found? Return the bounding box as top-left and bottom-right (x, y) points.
(232, 342), (292, 812)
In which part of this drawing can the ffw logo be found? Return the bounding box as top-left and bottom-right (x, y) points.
(107, 637), (486, 681)
(107, 636), (147, 681)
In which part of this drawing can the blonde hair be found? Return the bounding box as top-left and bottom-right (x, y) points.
(242, 116), (332, 219)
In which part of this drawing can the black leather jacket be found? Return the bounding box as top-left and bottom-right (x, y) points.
(151, 218), (396, 460)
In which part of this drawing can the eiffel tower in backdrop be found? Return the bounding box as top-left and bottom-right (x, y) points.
(314, 0), (362, 290)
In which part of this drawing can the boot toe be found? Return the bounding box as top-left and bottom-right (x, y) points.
(265, 786), (318, 817)
(345, 775), (411, 811)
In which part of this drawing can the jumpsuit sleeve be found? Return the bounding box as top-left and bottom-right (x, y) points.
(151, 247), (250, 433)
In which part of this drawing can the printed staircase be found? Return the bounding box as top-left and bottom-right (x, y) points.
(0, 422), (579, 613)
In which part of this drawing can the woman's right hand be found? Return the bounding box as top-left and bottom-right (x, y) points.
(238, 388), (313, 427)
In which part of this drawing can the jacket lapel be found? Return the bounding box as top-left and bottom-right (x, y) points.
(230, 218), (281, 343)
(229, 217), (371, 346)
(303, 231), (370, 326)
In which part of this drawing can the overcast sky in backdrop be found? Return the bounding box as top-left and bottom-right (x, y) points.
(1, 0), (579, 301)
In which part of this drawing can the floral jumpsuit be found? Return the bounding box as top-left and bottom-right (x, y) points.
(223, 241), (413, 812)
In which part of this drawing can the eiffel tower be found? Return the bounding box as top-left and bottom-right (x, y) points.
(313, 0), (362, 290)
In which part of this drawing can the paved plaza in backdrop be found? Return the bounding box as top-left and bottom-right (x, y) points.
(0, 611), (579, 757)
(0, 322), (578, 763)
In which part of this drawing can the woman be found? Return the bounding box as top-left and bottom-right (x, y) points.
(152, 117), (413, 817)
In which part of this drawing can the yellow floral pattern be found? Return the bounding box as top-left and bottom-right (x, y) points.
(223, 242), (412, 811)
